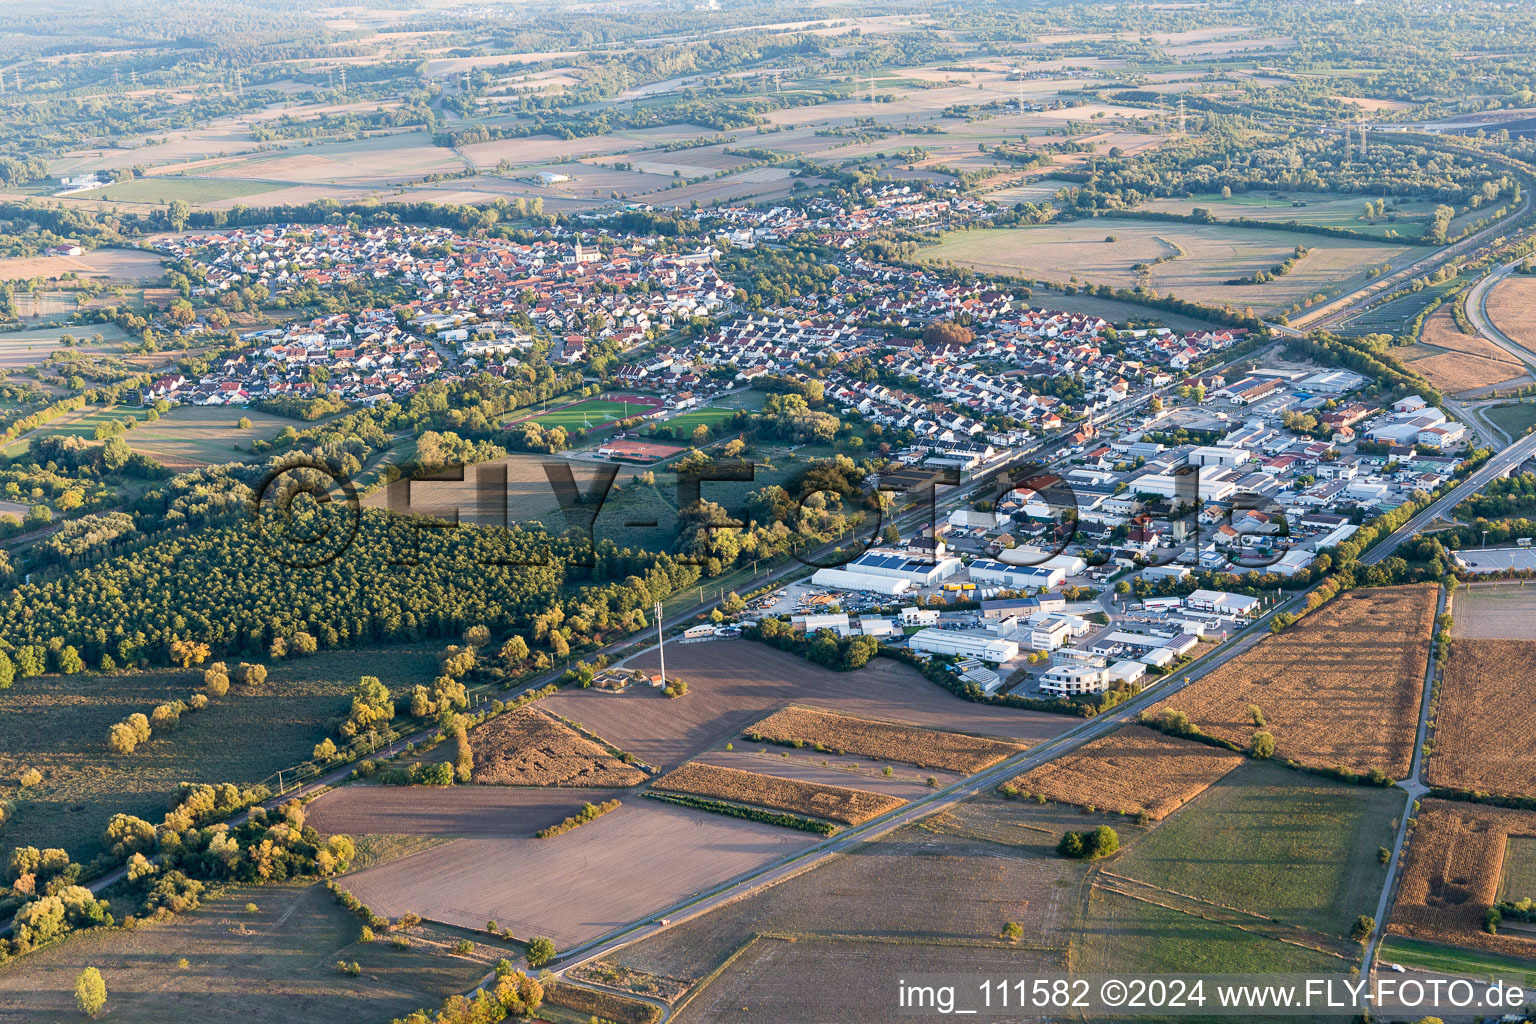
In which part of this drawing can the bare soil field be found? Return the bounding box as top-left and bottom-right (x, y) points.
(1450, 585), (1536, 639)
(1151, 584), (1436, 777)
(0, 881), (521, 1024)
(613, 796), (1119, 988)
(653, 762), (905, 826)
(674, 937), (1060, 1024)
(1488, 275), (1536, 353)
(745, 706), (1025, 774)
(0, 248), (164, 283)
(467, 708), (648, 787)
(1389, 799), (1536, 959)
(556, 642), (1066, 771)
(1007, 725), (1245, 819)
(206, 132), (464, 186)
(304, 784), (628, 837)
(338, 800), (815, 947)
(1428, 638), (1536, 797)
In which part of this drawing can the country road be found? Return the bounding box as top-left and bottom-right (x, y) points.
(528, 428), (1536, 1000)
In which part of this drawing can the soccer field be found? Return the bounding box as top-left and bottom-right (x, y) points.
(529, 395), (659, 430)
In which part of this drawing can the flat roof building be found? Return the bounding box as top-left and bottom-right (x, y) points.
(908, 628), (1019, 664)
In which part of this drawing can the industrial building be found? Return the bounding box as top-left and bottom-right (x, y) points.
(908, 628), (1020, 664)
(967, 559), (1066, 590)
(809, 566), (911, 595)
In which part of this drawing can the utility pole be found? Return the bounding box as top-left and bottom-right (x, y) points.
(339, 67), (347, 97)
(654, 600), (666, 689)
(1177, 96), (1187, 135)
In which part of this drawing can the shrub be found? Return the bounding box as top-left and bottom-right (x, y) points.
(391, 936), (412, 950)
(17, 768), (41, 788)
(245, 903), (259, 914)
(537, 799), (621, 839)
(1000, 922), (1023, 941)
(1057, 825), (1119, 860)
(360, 925), (375, 943)
(453, 939), (474, 955)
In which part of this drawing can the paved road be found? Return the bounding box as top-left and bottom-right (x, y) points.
(1361, 431), (1536, 566)
(1362, 584), (1445, 973)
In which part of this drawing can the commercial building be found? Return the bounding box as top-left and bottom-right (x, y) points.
(967, 559), (1066, 590)
(1185, 589), (1261, 618)
(908, 628), (1019, 664)
(1040, 662), (1107, 695)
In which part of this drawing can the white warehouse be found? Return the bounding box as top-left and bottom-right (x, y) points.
(844, 549), (962, 586)
(908, 628), (1019, 664)
(810, 567), (911, 595)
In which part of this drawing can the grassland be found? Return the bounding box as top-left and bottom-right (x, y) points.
(744, 706), (1026, 773)
(1499, 836), (1536, 903)
(1379, 937), (1536, 984)
(0, 881), (526, 1024)
(1428, 638), (1536, 797)
(1111, 760), (1399, 938)
(467, 708), (649, 787)
(1074, 886), (1351, 978)
(1138, 191), (1438, 239)
(921, 220), (1418, 314)
(1007, 725), (1245, 819)
(1152, 584), (1436, 777)
(0, 644), (442, 861)
(1388, 799), (1536, 959)
(652, 761), (905, 826)
(1486, 401), (1536, 439)
(95, 177), (284, 204)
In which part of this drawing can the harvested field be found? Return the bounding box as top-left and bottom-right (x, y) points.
(304, 784), (628, 837)
(1487, 275), (1536, 354)
(614, 798), (1107, 987)
(1405, 310), (1528, 394)
(1452, 584), (1536, 639)
(1007, 725), (1245, 819)
(467, 708), (648, 787)
(338, 800), (814, 947)
(1388, 799), (1536, 959)
(673, 937), (1060, 1024)
(921, 221), (1418, 314)
(1428, 638), (1536, 797)
(1152, 584), (1436, 777)
(744, 706), (1024, 774)
(548, 642), (1066, 771)
(652, 761), (904, 826)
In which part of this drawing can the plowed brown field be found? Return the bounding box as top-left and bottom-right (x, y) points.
(1429, 638), (1536, 797)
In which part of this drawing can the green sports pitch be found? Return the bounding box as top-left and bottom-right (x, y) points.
(527, 395), (658, 431)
